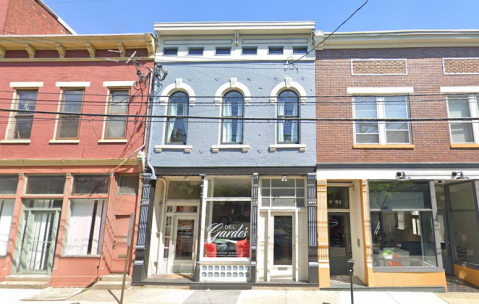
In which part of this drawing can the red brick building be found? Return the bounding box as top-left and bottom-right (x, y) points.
(0, 33), (155, 287)
(314, 30), (479, 290)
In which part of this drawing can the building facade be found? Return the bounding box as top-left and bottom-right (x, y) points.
(314, 30), (479, 289)
(133, 22), (319, 284)
(0, 33), (155, 287)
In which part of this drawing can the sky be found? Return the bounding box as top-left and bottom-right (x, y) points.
(44, 0), (479, 35)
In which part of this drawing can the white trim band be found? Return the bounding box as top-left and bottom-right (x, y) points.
(155, 145), (192, 153)
(347, 87), (414, 95)
(103, 81), (136, 87)
(440, 86), (479, 93)
(56, 82), (91, 87)
(10, 82), (44, 88)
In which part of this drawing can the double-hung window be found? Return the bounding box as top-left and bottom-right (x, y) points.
(57, 90), (84, 139)
(277, 90), (299, 144)
(166, 91), (189, 144)
(105, 90), (129, 139)
(222, 90), (244, 144)
(447, 94), (479, 144)
(8, 90), (38, 140)
(354, 96), (411, 144)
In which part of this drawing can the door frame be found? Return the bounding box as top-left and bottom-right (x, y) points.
(266, 209), (298, 281)
(169, 215), (198, 274)
(17, 209), (60, 275)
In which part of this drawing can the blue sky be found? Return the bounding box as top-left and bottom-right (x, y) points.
(44, 0), (479, 35)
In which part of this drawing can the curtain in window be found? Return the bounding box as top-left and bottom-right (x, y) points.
(65, 200), (105, 255)
(277, 101), (285, 142)
(277, 90), (299, 143)
(0, 200), (14, 256)
(222, 91), (243, 143)
(166, 92), (188, 144)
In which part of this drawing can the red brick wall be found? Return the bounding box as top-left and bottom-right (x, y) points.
(0, 59), (153, 160)
(316, 47), (479, 163)
(1, 0), (72, 35)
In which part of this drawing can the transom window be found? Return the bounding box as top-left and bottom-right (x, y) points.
(354, 96), (411, 144)
(8, 90), (38, 140)
(261, 178), (305, 208)
(269, 46), (284, 55)
(277, 90), (299, 144)
(57, 90), (84, 139)
(447, 94), (479, 143)
(105, 90), (128, 139)
(166, 91), (189, 145)
(242, 47), (257, 55)
(222, 90), (244, 144)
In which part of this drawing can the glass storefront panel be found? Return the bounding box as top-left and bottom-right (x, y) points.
(207, 178), (251, 197)
(261, 178), (305, 208)
(369, 181), (431, 210)
(167, 181), (201, 199)
(204, 201), (251, 258)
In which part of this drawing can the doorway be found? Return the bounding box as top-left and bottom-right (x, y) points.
(18, 209), (60, 274)
(172, 216), (197, 274)
(328, 212), (352, 275)
(268, 213), (295, 280)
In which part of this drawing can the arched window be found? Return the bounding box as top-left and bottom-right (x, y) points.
(166, 91), (189, 144)
(277, 90), (299, 144)
(222, 90), (244, 144)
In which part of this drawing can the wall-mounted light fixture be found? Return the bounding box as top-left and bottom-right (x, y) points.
(452, 171), (468, 180)
(281, 175), (288, 182)
(395, 172), (410, 180)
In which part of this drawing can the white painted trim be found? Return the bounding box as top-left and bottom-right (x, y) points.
(98, 139), (128, 143)
(154, 145), (192, 153)
(0, 139), (31, 144)
(9, 82), (43, 88)
(347, 87), (414, 95)
(316, 168), (479, 180)
(55, 82), (91, 88)
(442, 57), (479, 75)
(350, 58), (408, 76)
(49, 139), (80, 144)
(159, 79), (196, 104)
(214, 78), (251, 104)
(270, 78), (307, 103)
(211, 144), (249, 153)
(103, 81), (136, 87)
(440, 86), (479, 93)
(269, 144), (306, 152)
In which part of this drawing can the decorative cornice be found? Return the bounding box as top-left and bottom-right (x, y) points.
(0, 159), (138, 166)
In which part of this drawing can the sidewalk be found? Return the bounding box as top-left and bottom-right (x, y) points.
(1, 286), (479, 304)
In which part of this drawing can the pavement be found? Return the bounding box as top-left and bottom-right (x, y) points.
(1, 287), (479, 304)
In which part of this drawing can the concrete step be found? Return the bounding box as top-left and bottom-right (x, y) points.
(91, 274), (131, 290)
(99, 274), (132, 282)
(5, 275), (51, 282)
(0, 280), (49, 289)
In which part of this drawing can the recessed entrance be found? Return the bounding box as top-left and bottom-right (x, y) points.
(172, 217), (197, 274)
(328, 213), (352, 275)
(269, 214), (295, 280)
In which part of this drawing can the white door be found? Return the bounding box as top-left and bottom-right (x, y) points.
(172, 216), (197, 273)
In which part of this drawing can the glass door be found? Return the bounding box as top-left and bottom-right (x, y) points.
(328, 212), (352, 275)
(172, 217), (196, 273)
(269, 214), (295, 280)
(19, 210), (60, 274)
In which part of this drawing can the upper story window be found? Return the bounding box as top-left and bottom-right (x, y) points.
(164, 47), (178, 56)
(188, 47), (204, 56)
(166, 91), (189, 145)
(268, 46), (284, 55)
(216, 47), (231, 55)
(105, 90), (129, 139)
(447, 94), (479, 144)
(26, 175), (66, 195)
(293, 46), (308, 54)
(277, 90), (299, 144)
(7, 90), (38, 140)
(353, 96), (411, 145)
(242, 47), (257, 55)
(57, 90), (84, 140)
(222, 90), (244, 144)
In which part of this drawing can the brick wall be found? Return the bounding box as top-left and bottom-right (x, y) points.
(1, 0), (72, 35)
(316, 47), (479, 163)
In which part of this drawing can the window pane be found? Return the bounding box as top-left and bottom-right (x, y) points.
(26, 176), (65, 194)
(354, 98), (377, 119)
(204, 201), (251, 258)
(0, 199), (14, 256)
(167, 181), (201, 199)
(369, 181), (431, 210)
(384, 96), (408, 119)
(222, 91), (244, 144)
(62, 90), (83, 113)
(208, 178), (251, 197)
(451, 123), (474, 143)
(0, 176), (18, 194)
(72, 175), (109, 194)
(166, 92), (189, 145)
(271, 188), (295, 197)
(65, 199), (106, 255)
(356, 133), (379, 144)
(188, 47), (204, 55)
(11, 91), (37, 139)
(278, 120), (299, 143)
(452, 211), (479, 264)
(370, 211), (437, 268)
(118, 176), (139, 195)
(105, 91), (128, 139)
(448, 96), (470, 118)
(293, 46), (307, 54)
(164, 47), (178, 55)
(242, 47), (257, 55)
(449, 182), (476, 210)
(386, 130), (409, 143)
(269, 46), (283, 55)
(57, 91), (83, 139)
(216, 47), (231, 55)
(106, 117), (127, 139)
(327, 187), (349, 209)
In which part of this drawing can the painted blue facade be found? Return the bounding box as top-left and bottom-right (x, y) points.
(149, 61), (316, 168)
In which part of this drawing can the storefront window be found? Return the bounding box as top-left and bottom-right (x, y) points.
(167, 181), (201, 199)
(207, 178), (251, 197)
(369, 181), (437, 268)
(204, 201), (251, 258)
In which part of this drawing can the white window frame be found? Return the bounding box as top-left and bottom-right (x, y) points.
(352, 95), (412, 145)
(446, 94), (479, 144)
(50, 88), (86, 144)
(3, 89), (39, 143)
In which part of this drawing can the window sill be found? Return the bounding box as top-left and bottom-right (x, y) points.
(269, 144), (306, 152)
(49, 139), (80, 144)
(1, 139), (31, 144)
(98, 139), (128, 144)
(451, 143), (479, 149)
(154, 145), (192, 153)
(372, 267), (444, 273)
(353, 144), (414, 149)
(211, 145), (249, 153)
